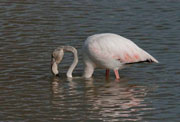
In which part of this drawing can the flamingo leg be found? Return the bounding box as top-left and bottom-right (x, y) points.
(114, 69), (120, 79)
(106, 69), (110, 79)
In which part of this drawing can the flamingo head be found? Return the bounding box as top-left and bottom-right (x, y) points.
(51, 47), (64, 76)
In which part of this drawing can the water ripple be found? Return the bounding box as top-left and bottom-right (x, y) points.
(0, 0), (180, 121)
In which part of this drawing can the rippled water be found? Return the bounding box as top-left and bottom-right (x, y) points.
(0, 0), (180, 121)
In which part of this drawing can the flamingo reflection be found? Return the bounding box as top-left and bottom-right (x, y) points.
(51, 77), (153, 121)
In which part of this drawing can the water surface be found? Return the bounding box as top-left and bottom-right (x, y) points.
(0, 0), (180, 121)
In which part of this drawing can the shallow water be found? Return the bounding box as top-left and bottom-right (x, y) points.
(0, 0), (180, 121)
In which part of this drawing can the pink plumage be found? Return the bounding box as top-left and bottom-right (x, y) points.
(83, 33), (158, 79)
(51, 33), (158, 79)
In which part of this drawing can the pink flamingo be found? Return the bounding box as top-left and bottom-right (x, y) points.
(51, 33), (158, 79)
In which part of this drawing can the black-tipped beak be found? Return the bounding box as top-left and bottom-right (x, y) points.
(55, 74), (60, 77)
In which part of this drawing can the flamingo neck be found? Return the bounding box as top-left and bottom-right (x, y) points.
(64, 46), (78, 78)
(82, 55), (95, 78)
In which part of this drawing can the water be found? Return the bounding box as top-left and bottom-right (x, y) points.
(0, 0), (180, 121)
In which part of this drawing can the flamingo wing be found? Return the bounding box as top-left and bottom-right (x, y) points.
(85, 33), (158, 64)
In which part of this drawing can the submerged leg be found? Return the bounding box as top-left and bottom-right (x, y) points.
(106, 69), (110, 79)
(114, 69), (120, 80)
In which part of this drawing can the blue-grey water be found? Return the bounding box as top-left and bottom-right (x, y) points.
(0, 0), (180, 121)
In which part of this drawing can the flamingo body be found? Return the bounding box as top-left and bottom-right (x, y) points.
(82, 33), (158, 78)
(51, 33), (158, 79)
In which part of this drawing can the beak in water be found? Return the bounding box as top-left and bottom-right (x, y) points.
(51, 58), (59, 76)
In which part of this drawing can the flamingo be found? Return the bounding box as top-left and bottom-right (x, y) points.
(51, 33), (158, 79)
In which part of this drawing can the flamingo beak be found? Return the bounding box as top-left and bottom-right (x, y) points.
(51, 58), (59, 76)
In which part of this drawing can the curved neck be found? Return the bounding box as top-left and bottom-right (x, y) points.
(63, 46), (78, 78)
